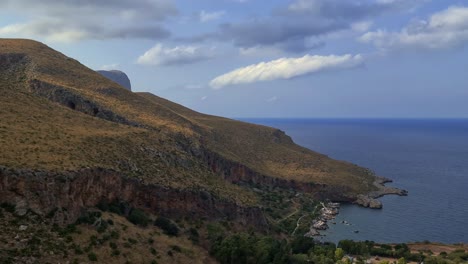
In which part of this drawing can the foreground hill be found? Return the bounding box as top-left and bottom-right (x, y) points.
(0, 39), (403, 235)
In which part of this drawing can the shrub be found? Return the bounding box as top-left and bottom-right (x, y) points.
(110, 230), (120, 239)
(170, 245), (181, 252)
(291, 236), (315, 254)
(127, 208), (150, 227)
(88, 252), (98, 261)
(0, 202), (15, 213)
(154, 217), (179, 236)
(109, 242), (118, 249)
(189, 228), (199, 244)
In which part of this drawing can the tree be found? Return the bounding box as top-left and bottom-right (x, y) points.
(397, 257), (407, 264)
(335, 248), (345, 260)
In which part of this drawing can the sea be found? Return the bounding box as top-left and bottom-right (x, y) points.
(241, 118), (468, 244)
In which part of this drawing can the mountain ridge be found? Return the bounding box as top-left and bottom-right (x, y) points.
(0, 38), (402, 227)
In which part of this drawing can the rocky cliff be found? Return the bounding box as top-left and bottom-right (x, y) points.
(0, 166), (267, 228)
(97, 70), (132, 91)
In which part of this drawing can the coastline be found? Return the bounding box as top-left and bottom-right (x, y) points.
(353, 176), (408, 209)
(305, 177), (408, 238)
(305, 202), (340, 238)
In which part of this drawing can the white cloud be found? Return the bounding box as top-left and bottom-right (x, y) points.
(99, 64), (121, 71)
(199, 10), (225, 22)
(266, 96), (278, 103)
(360, 6), (468, 50)
(351, 21), (373, 33)
(201, 96), (208, 100)
(239, 46), (283, 57)
(137, 44), (214, 66)
(184, 84), (204, 90)
(209, 54), (363, 89)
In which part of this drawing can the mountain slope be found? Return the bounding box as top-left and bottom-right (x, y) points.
(0, 39), (386, 227)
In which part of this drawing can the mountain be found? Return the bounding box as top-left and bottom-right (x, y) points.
(0, 39), (405, 262)
(97, 70), (132, 91)
(0, 38), (400, 218)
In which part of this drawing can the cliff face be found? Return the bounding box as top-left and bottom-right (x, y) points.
(97, 70), (132, 91)
(0, 167), (267, 228)
(201, 148), (355, 202)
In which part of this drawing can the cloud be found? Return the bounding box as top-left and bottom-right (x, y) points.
(210, 53), (363, 89)
(266, 96), (278, 103)
(137, 44), (214, 66)
(0, 0), (176, 42)
(239, 46), (283, 57)
(183, 0), (425, 53)
(200, 10), (225, 22)
(351, 21), (373, 32)
(219, 20), (337, 53)
(284, 0), (422, 18)
(184, 84), (204, 90)
(360, 6), (468, 50)
(99, 64), (121, 71)
(201, 96), (208, 100)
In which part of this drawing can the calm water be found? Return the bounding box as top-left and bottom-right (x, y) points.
(242, 119), (468, 244)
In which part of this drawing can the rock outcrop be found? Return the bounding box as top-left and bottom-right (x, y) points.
(0, 167), (268, 229)
(202, 148), (356, 202)
(97, 70), (132, 91)
(353, 177), (408, 208)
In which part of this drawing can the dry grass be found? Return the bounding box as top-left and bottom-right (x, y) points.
(408, 242), (468, 255)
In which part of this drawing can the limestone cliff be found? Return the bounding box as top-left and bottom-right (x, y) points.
(97, 70), (132, 91)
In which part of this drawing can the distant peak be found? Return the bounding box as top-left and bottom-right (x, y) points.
(97, 70), (132, 91)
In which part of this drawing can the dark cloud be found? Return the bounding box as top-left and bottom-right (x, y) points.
(0, 0), (176, 41)
(179, 0), (425, 53)
(219, 19), (341, 52)
(280, 0), (422, 20)
(1, 0), (177, 21)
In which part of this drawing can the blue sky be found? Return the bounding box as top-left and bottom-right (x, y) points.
(1, 0), (467, 118)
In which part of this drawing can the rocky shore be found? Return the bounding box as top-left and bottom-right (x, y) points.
(353, 177), (408, 209)
(305, 202), (340, 237)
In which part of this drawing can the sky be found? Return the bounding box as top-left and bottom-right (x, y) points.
(1, 0), (468, 118)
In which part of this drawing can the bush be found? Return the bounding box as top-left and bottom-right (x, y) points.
(127, 208), (150, 227)
(154, 217), (179, 236)
(0, 202), (15, 213)
(170, 245), (181, 252)
(189, 228), (199, 244)
(109, 242), (117, 249)
(110, 230), (120, 239)
(291, 236), (315, 254)
(88, 252), (98, 261)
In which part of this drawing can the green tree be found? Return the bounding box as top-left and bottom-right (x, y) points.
(335, 248), (345, 260)
(397, 257), (407, 264)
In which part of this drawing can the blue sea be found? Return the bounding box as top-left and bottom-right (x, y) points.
(242, 118), (468, 244)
